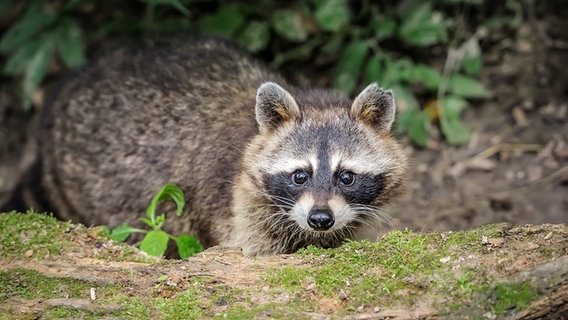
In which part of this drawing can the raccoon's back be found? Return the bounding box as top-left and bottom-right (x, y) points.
(40, 36), (283, 246)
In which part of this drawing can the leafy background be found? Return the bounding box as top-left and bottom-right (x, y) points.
(0, 0), (530, 146)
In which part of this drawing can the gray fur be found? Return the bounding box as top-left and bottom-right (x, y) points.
(34, 36), (407, 255)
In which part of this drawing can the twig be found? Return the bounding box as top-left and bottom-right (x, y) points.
(463, 143), (543, 166)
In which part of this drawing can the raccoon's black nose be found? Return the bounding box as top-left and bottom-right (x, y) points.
(307, 210), (335, 231)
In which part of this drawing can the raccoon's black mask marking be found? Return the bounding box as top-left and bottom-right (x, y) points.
(265, 169), (383, 209)
(339, 173), (384, 205)
(266, 170), (309, 207)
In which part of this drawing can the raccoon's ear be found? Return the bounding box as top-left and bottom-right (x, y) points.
(350, 83), (396, 133)
(255, 82), (300, 133)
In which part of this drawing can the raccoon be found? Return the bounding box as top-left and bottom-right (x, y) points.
(32, 36), (407, 256)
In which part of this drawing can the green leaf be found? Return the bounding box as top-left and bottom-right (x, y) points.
(379, 55), (407, 88)
(271, 9), (307, 42)
(175, 235), (203, 259)
(197, 3), (244, 37)
(405, 64), (441, 91)
(155, 213), (165, 228)
(236, 21), (270, 53)
(101, 225), (112, 238)
(398, 2), (447, 46)
(409, 111), (430, 147)
(140, 230), (169, 257)
(333, 40), (369, 94)
(364, 55), (383, 85)
(461, 53), (482, 76)
(108, 223), (144, 242)
(3, 40), (40, 75)
(139, 217), (153, 227)
(370, 9), (396, 41)
(392, 85), (419, 115)
(270, 37), (324, 69)
(55, 17), (86, 68)
(375, 19), (396, 41)
(443, 95), (468, 115)
(146, 183), (186, 223)
(314, 0), (350, 32)
(440, 98), (470, 145)
(392, 85), (428, 146)
(0, 0), (57, 53)
(139, 0), (189, 16)
(446, 75), (491, 98)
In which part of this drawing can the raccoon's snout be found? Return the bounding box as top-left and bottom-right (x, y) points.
(307, 209), (335, 231)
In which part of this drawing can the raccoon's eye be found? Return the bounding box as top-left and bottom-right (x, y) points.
(338, 171), (355, 186)
(292, 170), (309, 185)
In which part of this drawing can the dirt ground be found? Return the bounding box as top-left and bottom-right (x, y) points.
(389, 4), (568, 232)
(0, 4), (567, 233)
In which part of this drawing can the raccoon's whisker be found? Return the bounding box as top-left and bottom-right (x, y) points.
(282, 227), (298, 252)
(247, 190), (297, 208)
(267, 195), (296, 208)
(350, 216), (376, 230)
(338, 203), (378, 229)
(249, 209), (288, 232)
(218, 179), (299, 211)
(355, 212), (391, 231)
(219, 179), (297, 208)
(221, 140), (247, 156)
(344, 226), (355, 241)
(277, 224), (298, 253)
(259, 204), (294, 211)
(350, 204), (394, 228)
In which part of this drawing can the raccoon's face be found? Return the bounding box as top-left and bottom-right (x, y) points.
(247, 82), (406, 240)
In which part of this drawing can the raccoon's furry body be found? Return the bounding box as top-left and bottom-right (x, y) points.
(34, 36), (407, 256)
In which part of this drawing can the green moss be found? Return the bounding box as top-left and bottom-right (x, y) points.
(0, 211), (157, 263)
(118, 281), (210, 319)
(115, 296), (154, 319)
(445, 281), (540, 317)
(0, 269), (97, 302)
(45, 306), (113, 319)
(266, 226), (506, 309)
(154, 289), (203, 319)
(0, 211), (74, 259)
(487, 282), (539, 315)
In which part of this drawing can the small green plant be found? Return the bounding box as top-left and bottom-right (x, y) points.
(103, 183), (203, 259)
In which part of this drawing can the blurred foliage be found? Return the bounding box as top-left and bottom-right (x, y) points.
(0, 0), (532, 146)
